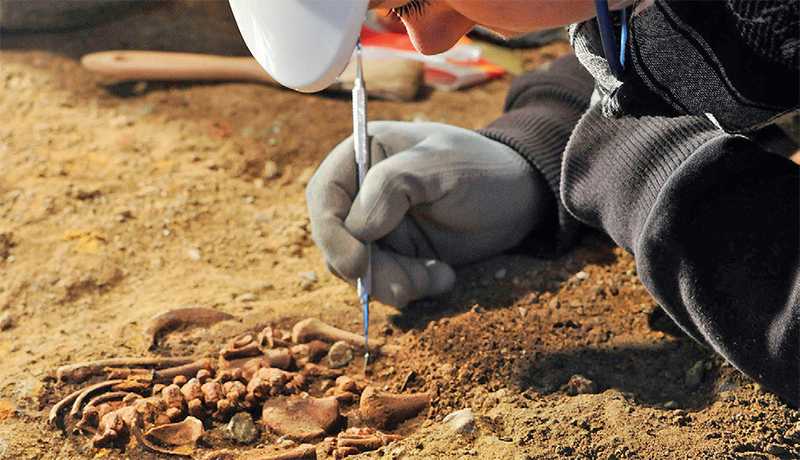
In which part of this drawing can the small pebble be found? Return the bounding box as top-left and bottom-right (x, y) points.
(685, 360), (705, 389)
(0, 312), (16, 331)
(226, 412), (259, 444)
(263, 161), (279, 179)
(784, 422), (800, 444)
(187, 249), (201, 261)
(718, 380), (738, 393)
(442, 408), (476, 435)
(299, 271), (317, 282)
(234, 292), (257, 303)
(575, 271), (589, 280)
(494, 268), (506, 280)
(564, 374), (598, 396)
(664, 400), (680, 410)
(765, 443), (789, 456)
(136, 104), (155, 116)
(327, 341), (354, 369)
(385, 443), (408, 459)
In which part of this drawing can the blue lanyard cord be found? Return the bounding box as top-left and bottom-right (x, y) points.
(594, 0), (630, 79)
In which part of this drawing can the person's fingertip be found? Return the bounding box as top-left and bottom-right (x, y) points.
(424, 260), (456, 295)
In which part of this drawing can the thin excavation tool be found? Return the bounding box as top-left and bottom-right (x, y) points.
(352, 41), (372, 370)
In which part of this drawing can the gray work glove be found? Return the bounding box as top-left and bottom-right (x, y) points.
(306, 121), (550, 308)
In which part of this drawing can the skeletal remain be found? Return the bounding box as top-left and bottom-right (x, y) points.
(246, 367), (303, 402)
(324, 375), (365, 404)
(220, 341), (261, 359)
(144, 415), (204, 446)
(145, 307), (236, 349)
(257, 325), (292, 349)
(91, 401), (156, 447)
(92, 410), (129, 447)
(300, 362), (344, 379)
(180, 378), (206, 419)
(154, 358), (212, 382)
(290, 340), (329, 367)
(196, 368), (212, 383)
(161, 384), (186, 421)
(76, 402), (117, 435)
(201, 380), (224, 407)
(324, 427), (404, 459)
(81, 391), (135, 415)
(130, 423), (192, 457)
(104, 367), (151, 379)
(180, 378), (204, 402)
(222, 380), (247, 403)
(359, 386), (430, 428)
(219, 349), (292, 380)
(57, 379), (125, 420)
(231, 334), (254, 348)
(248, 443), (317, 460)
(214, 398), (236, 421)
(292, 318), (383, 351)
(57, 356), (197, 383)
(261, 393), (341, 442)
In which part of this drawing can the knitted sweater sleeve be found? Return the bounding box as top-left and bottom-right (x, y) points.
(475, 47), (798, 404)
(477, 54), (595, 256)
(561, 106), (799, 405)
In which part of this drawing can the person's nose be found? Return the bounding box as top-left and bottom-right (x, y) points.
(400, 6), (476, 55)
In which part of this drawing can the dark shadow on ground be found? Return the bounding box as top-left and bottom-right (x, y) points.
(389, 233), (728, 411)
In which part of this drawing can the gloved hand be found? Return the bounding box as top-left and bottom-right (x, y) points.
(306, 121), (550, 308)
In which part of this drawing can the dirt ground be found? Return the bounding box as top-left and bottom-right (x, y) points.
(1, 2), (797, 460)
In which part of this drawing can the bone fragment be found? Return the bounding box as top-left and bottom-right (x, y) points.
(292, 318), (382, 351)
(131, 423), (192, 457)
(82, 391), (136, 414)
(63, 379), (125, 420)
(258, 325), (292, 349)
(261, 393), (341, 442)
(145, 307), (236, 349)
(249, 443), (317, 460)
(145, 415), (204, 446)
(359, 386), (430, 428)
(57, 356), (196, 383)
(154, 358), (212, 382)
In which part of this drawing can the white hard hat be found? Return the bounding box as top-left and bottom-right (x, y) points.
(229, 0), (369, 93)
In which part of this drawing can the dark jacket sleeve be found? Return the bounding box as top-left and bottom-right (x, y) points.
(561, 105), (799, 405)
(478, 54), (595, 256)
(477, 0), (799, 404)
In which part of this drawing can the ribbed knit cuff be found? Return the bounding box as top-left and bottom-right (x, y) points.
(561, 105), (724, 253)
(477, 54), (594, 256)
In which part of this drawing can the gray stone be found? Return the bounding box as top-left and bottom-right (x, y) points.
(765, 443), (789, 456)
(442, 408), (476, 435)
(327, 341), (354, 369)
(299, 271), (317, 282)
(718, 380), (738, 393)
(685, 360), (705, 389)
(385, 443), (409, 460)
(234, 292), (257, 303)
(0, 311), (16, 331)
(784, 422), (800, 445)
(226, 411), (259, 444)
(564, 374), (598, 396)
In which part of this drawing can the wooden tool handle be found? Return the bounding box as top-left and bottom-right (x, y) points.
(80, 50), (272, 83)
(80, 50), (423, 101)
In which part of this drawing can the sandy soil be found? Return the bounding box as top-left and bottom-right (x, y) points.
(0, 2), (797, 459)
